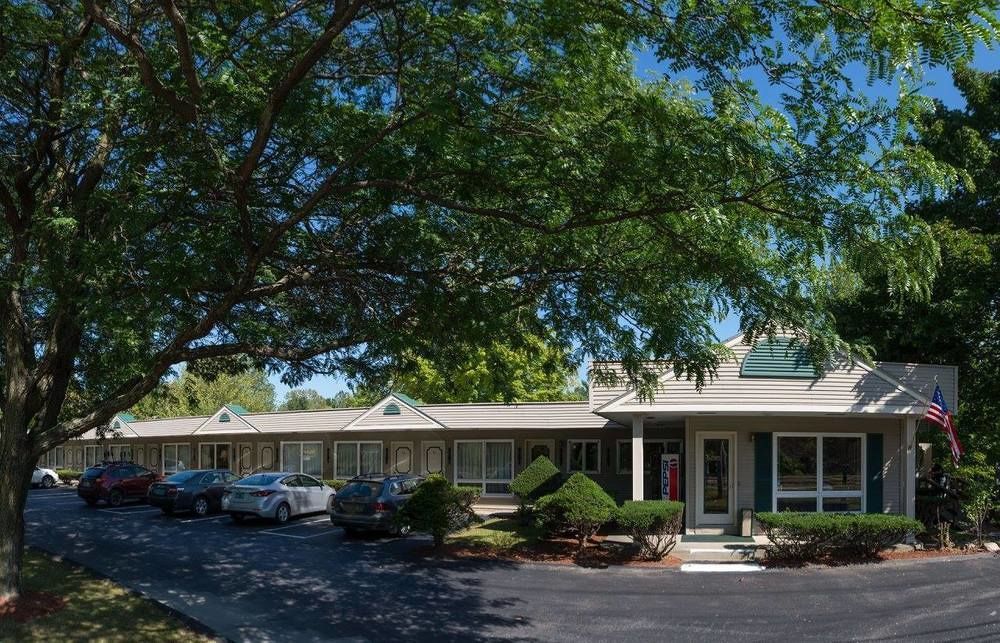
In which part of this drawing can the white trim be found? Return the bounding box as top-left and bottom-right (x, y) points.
(524, 439), (556, 465)
(772, 432), (867, 513)
(695, 432), (737, 526)
(389, 441), (415, 475)
(341, 394), (446, 431)
(566, 439), (601, 474)
(192, 405), (259, 435)
(454, 439), (515, 497)
(420, 440), (446, 476)
(83, 445), (101, 469)
(279, 441), (324, 478)
(162, 442), (192, 474)
(198, 442), (232, 470)
(333, 441), (383, 479)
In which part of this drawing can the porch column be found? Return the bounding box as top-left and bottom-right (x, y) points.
(905, 417), (917, 520)
(631, 414), (644, 501)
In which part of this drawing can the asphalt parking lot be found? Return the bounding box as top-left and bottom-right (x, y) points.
(24, 486), (1000, 643)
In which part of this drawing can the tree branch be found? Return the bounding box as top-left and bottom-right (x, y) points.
(160, 0), (202, 103)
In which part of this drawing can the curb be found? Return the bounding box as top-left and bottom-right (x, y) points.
(26, 544), (232, 643)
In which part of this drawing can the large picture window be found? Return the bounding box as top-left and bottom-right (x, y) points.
(455, 440), (514, 495)
(567, 439), (600, 474)
(199, 443), (230, 470)
(281, 441), (323, 478)
(84, 445), (101, 468)
(163, 443), (192, 474)
(774, 434), (864, 512)
(335, 442), (382, 478)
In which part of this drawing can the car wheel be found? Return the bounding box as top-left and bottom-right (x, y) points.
(85, 498), (98, 507)
(274, 503), (291, 525)
(108, 489), (124, 507)
(230, 513), (245, 524)
(40, 475), (55, 489)
(193, 496), (209, 517)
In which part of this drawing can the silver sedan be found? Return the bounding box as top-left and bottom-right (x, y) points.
(222, 472), (335, 524)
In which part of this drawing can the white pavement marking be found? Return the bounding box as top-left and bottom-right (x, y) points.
(100, 507), (162, 515)
(680, 563), (762, 573)
(179, 515), (229, 524)
(261, 517), (329, 533)
(261, 530), (332, 540)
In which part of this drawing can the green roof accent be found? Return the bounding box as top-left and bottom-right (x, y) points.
(227, 405), (249, 416)
(740, 339), (819, 379)
(392, 392), (422, 407)
(118, 413), (136, 423)
(383, 403), (401, 416)
(219, 413), (231, 423)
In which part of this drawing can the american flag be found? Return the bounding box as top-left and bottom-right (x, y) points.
(924, 384), (963, 465)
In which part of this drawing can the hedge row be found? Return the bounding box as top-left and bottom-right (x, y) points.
(757, 512), (924, 560)
(55, 469), (83, 482)
(323, 480), (349, 491)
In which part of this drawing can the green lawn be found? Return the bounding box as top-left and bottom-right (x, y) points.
(448, 518), (544, 549)
(0, 551), (213, 642)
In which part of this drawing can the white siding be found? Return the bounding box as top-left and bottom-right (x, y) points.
(876, 362), (958, 410)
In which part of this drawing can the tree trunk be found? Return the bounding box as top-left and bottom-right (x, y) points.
(0, 454), (32, 602)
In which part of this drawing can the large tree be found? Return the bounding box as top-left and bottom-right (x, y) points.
(835, 66), (1000, 464)
(131, 367), (276, 418)
(0, 0), (995, 599)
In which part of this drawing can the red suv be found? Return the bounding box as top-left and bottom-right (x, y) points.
(78, 462), (159, 507)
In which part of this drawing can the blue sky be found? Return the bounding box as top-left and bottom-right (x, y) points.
(270, 43), (998, 402)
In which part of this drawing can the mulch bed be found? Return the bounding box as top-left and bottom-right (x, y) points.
(0, 591), (67, 624)
(416, 534), (682, 568)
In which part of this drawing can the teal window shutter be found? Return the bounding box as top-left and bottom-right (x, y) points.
(754, 432), (773, 513)
(866, 433), (884, 514)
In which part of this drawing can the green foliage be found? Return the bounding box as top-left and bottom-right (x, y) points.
(615, 500), (685, 560)
(509, 456), (562, 507)
(323, 480), (349, 492)
(835, 67), (1000, 467)
(388, 333), (585, 403)
(956, 452), (998, 546)
(757, 512), (924, 560)
(280, 389), (331, 411)
(396, 474), (480, 548)
(536, 473), (617, 552)
(129, 366), (275, 419)
(55, 469), (82, 482)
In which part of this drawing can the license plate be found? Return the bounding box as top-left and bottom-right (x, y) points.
(152, 488), (165, 496)
(80, 480), (91, 488)
(343, 503), (361, 514)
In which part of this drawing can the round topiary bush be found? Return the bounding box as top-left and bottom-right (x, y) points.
(538, 473), (617, 552)
(509, 455), (561, 517)
(397, 474), (480, 547)
(616, 500), (685, 560)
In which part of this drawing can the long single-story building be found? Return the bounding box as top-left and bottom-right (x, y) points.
(45, 335), (955, 534)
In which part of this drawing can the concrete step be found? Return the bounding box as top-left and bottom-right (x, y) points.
(677, 546), (760, 562)
(681, 562), (763, 573)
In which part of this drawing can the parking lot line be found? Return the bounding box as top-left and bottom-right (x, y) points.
(261, 517), (329, 533)
(260, 530), (331, 540)
(179, 515), (228, 524)
(100, 507), (162, 515)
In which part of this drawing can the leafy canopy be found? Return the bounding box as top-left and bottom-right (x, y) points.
(1, 0), (997, 453)
(130, 366), (276, 419)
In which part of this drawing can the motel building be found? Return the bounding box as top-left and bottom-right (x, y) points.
(44, 335), (956, 534)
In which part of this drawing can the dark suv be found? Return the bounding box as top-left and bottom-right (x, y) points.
(330, 474), (423, 536)
(77, 462), (159, 507)
(148, 469), (239, 516)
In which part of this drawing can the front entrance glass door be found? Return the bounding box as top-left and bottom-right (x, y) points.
(696, 432), (736, 526)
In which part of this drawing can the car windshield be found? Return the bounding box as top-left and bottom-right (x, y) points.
(166, 471), (200, 484)
(339, 481), (383, 497)
(238, 473), (283, 486)
(82, 467), (104, 479)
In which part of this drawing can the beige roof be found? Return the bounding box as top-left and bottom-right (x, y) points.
(418, 402), (621, 431)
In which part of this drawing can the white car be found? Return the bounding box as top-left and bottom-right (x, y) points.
(32, 466), (59, 489)
(223, 472), (335, 524)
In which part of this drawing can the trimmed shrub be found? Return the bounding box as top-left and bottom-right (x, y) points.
(55, 469), (82, 483)
(323, 480), (349, 491)
(397, 474), (480, 548)
(757, 512), (924, 561)
(616, 500), (685, 560)
(510, 455), (561, 505)
(536, 473), (616, 552)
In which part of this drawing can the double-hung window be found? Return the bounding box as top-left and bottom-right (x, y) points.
(281, 441), (323, 478)
(163, 443), (192, 474)
(84, 445), (101, 468)
(455, 440), (514, 495)
(335, 442), (382, 478)
(774, 434), (865, 512)
(567, 439), (600, 474)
